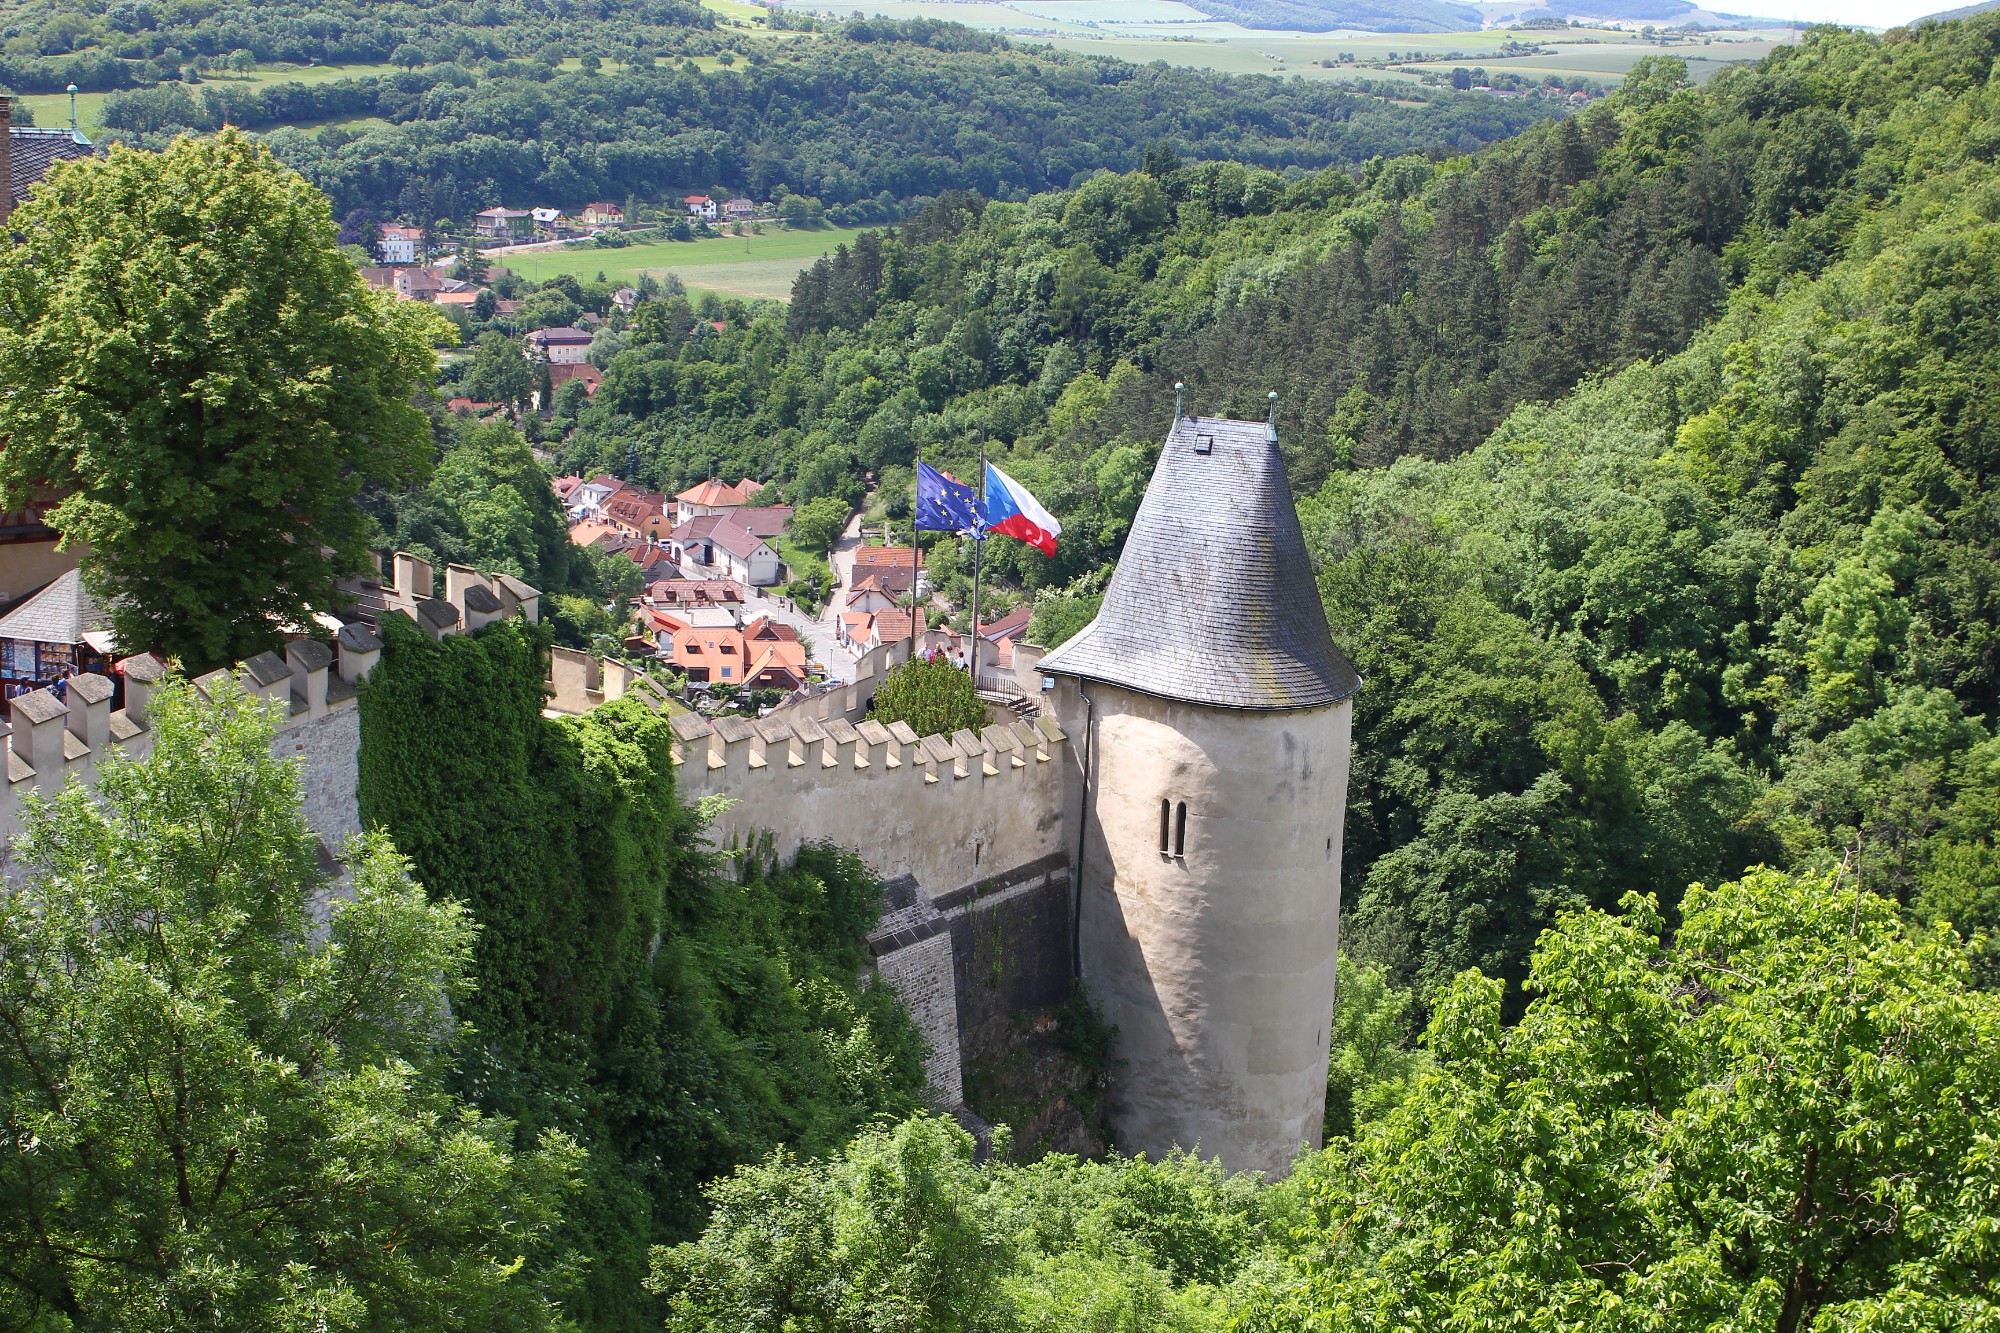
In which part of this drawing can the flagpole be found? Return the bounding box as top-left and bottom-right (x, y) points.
(969, 436), (985, 691)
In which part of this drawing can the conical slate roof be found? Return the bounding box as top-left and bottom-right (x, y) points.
(1039, 414), (1360, 711)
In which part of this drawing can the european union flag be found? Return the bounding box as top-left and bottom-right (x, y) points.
(916, 461), (987, 536)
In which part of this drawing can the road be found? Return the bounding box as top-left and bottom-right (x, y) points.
(717, 513), (862, 683)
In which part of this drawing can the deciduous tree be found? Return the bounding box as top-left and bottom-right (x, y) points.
(0, 679), (582, 1330)
(0, 132), (446, 671)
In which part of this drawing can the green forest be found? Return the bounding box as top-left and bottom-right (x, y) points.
(2, 2), (2000, 1330)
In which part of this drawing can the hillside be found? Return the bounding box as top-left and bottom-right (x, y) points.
(555, 15), (2000, 1008)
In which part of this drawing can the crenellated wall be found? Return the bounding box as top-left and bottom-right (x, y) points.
(669, 708), (1070, 902)
(0, 554), (539, 862)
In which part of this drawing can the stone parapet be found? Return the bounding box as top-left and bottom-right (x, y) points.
(673, 707), (1068, 900)
(0, 555), (539, 861)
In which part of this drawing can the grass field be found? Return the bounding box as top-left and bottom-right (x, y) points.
(13, 61), (408, 136)
(495, 225), (869, 300)
(814, 1), (1795, 84)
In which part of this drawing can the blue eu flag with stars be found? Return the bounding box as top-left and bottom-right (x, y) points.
(916, 461), (987, 536)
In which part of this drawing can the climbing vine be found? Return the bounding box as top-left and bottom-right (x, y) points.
(357, 614), (926, 1331)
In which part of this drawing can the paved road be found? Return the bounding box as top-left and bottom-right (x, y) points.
(665, 511), (867, 682)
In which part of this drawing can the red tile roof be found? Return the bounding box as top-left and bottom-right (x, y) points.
(675, 477), (765, 508)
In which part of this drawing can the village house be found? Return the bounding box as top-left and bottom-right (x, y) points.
(530, 206), (569, 234)
(681, 194), (719, 221)
(838, 605), (928, 654)
(546, 363), (603, 397)
(851, 545), (924, 595)
(643, 578), (746, 613)
(673, 477), (765, 524)
(377, 223), (423, 265)
(603, 490), (672, 542)
(0, 569), (117, 713)
(581, 202), (624, 226)
(473, 206), (533, 238)
(564, 474), (627, 521)
(671, 513), (783, 586)
(659, 616), (806, 690)
(612, 287), (639, 314)
(723, 197), (756, 221)
(1, 97), (95, 226)
(619, 541), (680, 584)
(525, 326), (594, 365)
(393, 267), (443, 302)
(843, 572), (901, 616)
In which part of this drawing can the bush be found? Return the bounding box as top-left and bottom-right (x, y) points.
(871, 655), (987, 738)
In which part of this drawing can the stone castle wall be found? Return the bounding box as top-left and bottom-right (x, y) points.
(0, 554), (538, 864)
(668, 708), (1071, 902)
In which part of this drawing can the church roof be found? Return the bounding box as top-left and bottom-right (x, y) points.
(1039, 414), (1360, 712)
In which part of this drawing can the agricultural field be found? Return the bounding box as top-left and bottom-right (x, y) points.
(492, 225), (869, 301)
(820, 0), (1798, 84)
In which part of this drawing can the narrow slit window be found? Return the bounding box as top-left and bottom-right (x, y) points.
(1174, 802), (1188, 858)
(1160, 799), (1172, 854)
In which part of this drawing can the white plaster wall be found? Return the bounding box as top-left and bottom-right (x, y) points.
(1064, 679), (1352, 1177)
(874, 931), (964, 1105)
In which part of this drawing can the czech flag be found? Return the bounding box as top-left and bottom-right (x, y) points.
(983, 462), (1061, 557)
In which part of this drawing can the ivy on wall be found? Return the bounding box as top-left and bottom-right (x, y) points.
(357, 614), (927, 1332)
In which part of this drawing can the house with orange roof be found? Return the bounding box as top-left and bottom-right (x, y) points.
(603, 490), (671, 541)
(674, 477), (765, 524)
(682, 194), (718, 221)
(850, 545), (923, 595)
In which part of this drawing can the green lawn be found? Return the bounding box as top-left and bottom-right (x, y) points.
(13, 62), (407, 136)
(497, 225), (869, 300)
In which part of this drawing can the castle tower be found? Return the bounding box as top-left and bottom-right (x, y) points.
(1040, 411), (1360, 1176)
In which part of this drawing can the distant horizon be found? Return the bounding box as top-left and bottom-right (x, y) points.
(1750, 0), (1966, 26)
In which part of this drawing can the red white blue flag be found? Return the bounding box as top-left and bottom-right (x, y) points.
(983, 462), (1061, 557)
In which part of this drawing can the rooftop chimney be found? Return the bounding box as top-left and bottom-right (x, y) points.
(1, 95), (13, 227)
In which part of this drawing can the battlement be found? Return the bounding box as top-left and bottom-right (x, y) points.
(671, 705), (1070, 900)
(0, 554), (539, 858)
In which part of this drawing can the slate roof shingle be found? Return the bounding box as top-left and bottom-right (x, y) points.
(0, 569), (106, 647)
(7, 128), (95, 206)
(1038, 415), (1361, 712)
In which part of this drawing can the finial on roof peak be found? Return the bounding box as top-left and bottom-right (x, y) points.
(1174, 381), (1185, 421)
(1266, 391), (1278, 443)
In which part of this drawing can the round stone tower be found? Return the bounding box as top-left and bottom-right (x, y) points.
(1040, 410), (1360, 1177)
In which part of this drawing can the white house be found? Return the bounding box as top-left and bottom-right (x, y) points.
(682, 194), (718, 222)
(525, 326), (595, 365)
(377, 223), (423, 265)
(673, 477), (764, 525)
(673, 514), (782, 587)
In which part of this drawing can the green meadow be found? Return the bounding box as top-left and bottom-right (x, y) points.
(494, 225), (870, 300)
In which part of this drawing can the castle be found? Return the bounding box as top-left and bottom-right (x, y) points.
(0, 413), (1357, 1177)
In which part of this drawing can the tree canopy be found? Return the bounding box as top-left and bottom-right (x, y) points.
(870, 655), (989, 738)
(0, 678), (581, 1331)
(0, 131), (445, 670)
